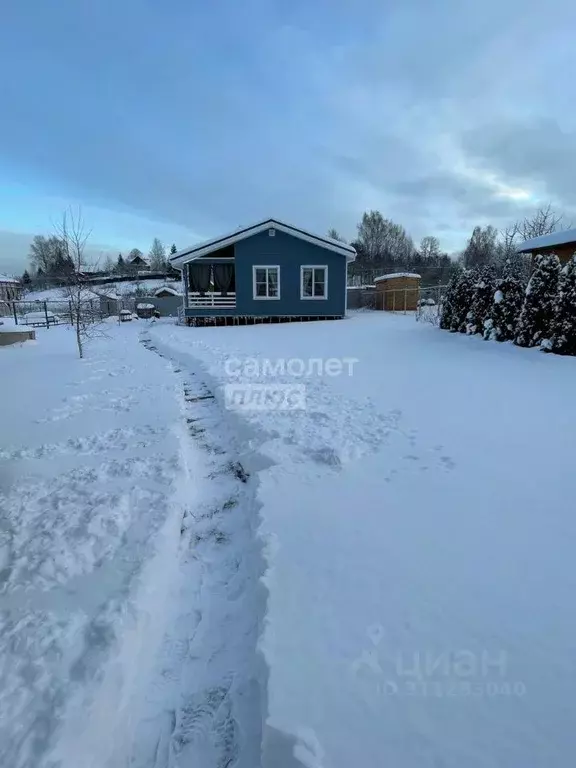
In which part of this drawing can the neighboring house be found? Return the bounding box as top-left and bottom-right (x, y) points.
(154, 285), (181, 298)
(0, 275), (21, 310)
(517, 229), (576, 264)
(170, 218), (356, 325)
(128, 253), (150, 271)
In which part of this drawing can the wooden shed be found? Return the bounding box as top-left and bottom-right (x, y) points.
(374, 272), (421, 311)
(517, 229), (576, 266)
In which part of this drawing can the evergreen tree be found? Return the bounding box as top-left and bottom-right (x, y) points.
(21, 269), (31, 286)
(550, 255), (576, 355)
(116, 253), (125, 272)
(439, 270), (461, 331)
(467, 266), (496, 335)
(445, 269), (477, 333)
(170, 243), (177, 255)
(484, 260), (525, 341)
(515, 254), (560, 348)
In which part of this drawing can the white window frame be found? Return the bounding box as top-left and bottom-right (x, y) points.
(252, 265), (281, 300)
(300, 265), (328, 300)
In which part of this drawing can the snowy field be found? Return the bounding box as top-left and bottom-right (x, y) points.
(1, 312), (576, 766)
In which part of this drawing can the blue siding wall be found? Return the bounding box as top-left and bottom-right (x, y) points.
(233, 230), (347, 316)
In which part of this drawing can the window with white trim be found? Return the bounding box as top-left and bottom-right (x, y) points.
(301, 266), (327, 299)
(253, 265), (280, 299)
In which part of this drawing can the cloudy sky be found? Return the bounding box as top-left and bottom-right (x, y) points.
(1, 0), (575, 275)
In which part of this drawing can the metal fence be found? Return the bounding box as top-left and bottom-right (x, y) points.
(6, 299), (108, 328)
(415, 285), (448, 325)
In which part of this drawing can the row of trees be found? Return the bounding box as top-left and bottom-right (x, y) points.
(24, 236), (179, 288)
(331, 213), (457, 286)
(331, 204), (569, 288)
(440, 254), (576, 355)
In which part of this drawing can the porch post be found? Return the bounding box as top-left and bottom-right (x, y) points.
(182, 264), (189, 308)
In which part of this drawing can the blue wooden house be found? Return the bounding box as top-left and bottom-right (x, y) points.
(170, 218), (356, 326)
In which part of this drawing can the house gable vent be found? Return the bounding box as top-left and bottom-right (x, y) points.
(268, 228), (275, 237)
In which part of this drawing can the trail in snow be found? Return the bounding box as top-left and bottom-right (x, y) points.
(1, 323), (266, 768)
(123, 333), (267, 768)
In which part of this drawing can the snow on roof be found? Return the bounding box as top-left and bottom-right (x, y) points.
(136, 303), (155, 309)
(373, 272), (421, 282)
(517, 228), (576, 253)
(153, 285), (180, 296)
(170, 218), (356, 266)
(0, 274), (19, 284)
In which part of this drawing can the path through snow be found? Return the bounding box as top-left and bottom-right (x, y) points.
(0, 322), (265, 768)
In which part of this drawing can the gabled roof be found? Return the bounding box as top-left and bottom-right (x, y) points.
(0, 274), (19, 284)
(517, 229), (576, 253)
(128, 253), (150, 264)
(154, 285), (181, 296)
(170, 218), (356, 267)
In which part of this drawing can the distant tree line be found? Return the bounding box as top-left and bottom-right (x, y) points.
(23, 235), (179, 289)
(330, 203), (569, 289)
(331, 212), (458, 287)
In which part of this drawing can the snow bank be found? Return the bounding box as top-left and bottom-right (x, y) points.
(150, 313), (576, 768)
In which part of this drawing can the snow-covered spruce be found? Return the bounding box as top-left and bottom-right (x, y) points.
(515, 254), (560, 348)
(439, 270), (460, 331)
(466, 266), (495, 336)
(484, 260), (525, 341)
(550, 254), (576, 355)
(440, 269), (475, 333)
(454, 269), (477, 333)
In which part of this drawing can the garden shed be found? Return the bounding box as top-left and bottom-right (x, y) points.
(374, 273), (421, 311)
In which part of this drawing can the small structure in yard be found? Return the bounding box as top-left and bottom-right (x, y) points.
(0, 327), (35, 346)
(136, 302), (155, 319)
(169, 217), (356, 327)
(374, 272), (421, 311)
(0, 274), (21, 314)
(517, 229), (576, 265)
(119, 309), (133, 322)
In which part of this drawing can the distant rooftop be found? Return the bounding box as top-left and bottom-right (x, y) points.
(517, 229), (576, 253)
(0, 274), (19, 284)
(374, 272), (421, 282)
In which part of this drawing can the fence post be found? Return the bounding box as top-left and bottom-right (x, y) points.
(44, 301), (50, 329)
(404, 288), (407, 314)
(12, 302), (18, 325)
(69, 300), (74, 325)
(393, 289), (396, 312)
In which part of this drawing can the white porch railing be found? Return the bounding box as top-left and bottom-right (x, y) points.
(188, 292), (236, 309)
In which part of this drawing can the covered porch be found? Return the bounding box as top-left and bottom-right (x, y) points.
(184, 250), (236, 314)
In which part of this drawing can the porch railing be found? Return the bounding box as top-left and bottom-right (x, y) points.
(188, 292), (236, 308)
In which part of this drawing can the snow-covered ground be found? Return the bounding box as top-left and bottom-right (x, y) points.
(0, 321), (264, 768)
(2, 312), (576, 767)
(148, 313), (576, 768)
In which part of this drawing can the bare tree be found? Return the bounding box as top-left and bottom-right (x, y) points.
(462, 225), (500, 268)
(55, 207), (105, 359)
(148, 237), (166, 271)
(419, 235), (441, 260)
(327, 228), (346, 242)
(356, 210), (415, 262)
(517, 204), (567, 241)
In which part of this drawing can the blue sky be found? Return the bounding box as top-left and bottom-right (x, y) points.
(1, 0), (576, 274)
